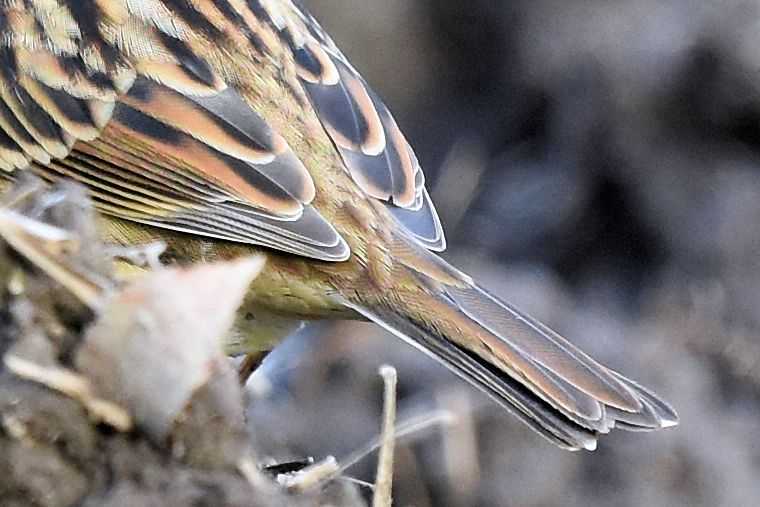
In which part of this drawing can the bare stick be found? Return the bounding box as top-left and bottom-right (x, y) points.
(277, 456), (339, 491)
(276, 373), (455, 494)
(372, 365), (398, 507)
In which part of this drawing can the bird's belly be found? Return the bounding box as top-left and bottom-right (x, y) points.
(102, 216), (356, 317)
(225, 304), (305, 355)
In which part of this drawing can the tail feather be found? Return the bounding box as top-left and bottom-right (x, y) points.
(342, 253), (678, 451)
(445, 284), (642, 412)
(605, 371), (679, 431)
(343, 300), (603, 450)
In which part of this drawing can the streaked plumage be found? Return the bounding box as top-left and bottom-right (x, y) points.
(0, 0), (677, 450)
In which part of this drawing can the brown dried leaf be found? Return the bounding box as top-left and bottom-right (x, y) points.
(76, 256), (266, 442)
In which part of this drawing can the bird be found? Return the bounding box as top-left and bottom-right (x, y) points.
(0, 0), (677, 451)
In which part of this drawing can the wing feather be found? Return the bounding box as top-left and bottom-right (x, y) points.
(78, 90), (348, 260)
(0, 0), (441, 258)
(0, 0), (348, 261)
(0, 0), (445, 260)
(259, 0), (446, 249)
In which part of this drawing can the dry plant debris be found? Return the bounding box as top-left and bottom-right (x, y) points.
(0, 177), (367, 507)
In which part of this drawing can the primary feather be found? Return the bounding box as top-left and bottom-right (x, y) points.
(0, 0), (677, 450)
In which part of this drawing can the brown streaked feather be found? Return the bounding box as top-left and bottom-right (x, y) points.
(342, 298), (603, 450)
(122, 79), (269, 162)
(134, 61), (226, 96)
(107, 103), (302, 215)
(182, 86), (316, 203)
(342, 255), (678, 450)
(0, 0), (346, 259)
(36, 143), (348, 260)
(295, 41), (340, 85)
(0, 98), (49, 166)
(386, 188), (445, 250)
(57, 94), (348, 259)
(0, 129), (28, 171)
(260, 0), (445, 249)
(443, 283), (643, 411)
(0, 0), (438, 250)
(0, 82), (69, 159)
(375, 96), (422, 208)
(19, 78), (101, 141)
(15, 49), (122, 102)
(0, 1), (129, 169)
(151, 31), (228, 91)
(76, 139), (233, 202)
(318, 60), (386, 156)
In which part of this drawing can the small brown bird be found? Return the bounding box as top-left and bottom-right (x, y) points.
(0, 0), (676, 450)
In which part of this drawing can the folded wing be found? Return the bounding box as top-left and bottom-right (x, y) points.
(0, 0), (348, 261)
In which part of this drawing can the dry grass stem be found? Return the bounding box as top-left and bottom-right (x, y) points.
(4, 354), (133, 431)
(372, 365), (398, 507)
(337, 409), (456, 477)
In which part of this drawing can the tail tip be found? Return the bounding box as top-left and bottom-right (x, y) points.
(659, 413), (680, 428)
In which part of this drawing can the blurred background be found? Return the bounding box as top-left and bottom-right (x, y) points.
(248, 1), (760, 506)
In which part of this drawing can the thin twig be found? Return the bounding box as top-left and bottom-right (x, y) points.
(339, 476), (376, 491)
(372, 365), (398, 507)
(275, 376), (455, 494)
(338, 409), (455, 476)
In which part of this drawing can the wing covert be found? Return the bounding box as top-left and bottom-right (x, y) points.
(0, 0), (349, 262)
(255, 0), (447, 251)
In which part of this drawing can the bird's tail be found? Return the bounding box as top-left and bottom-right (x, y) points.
(341, 240), (678, 451)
